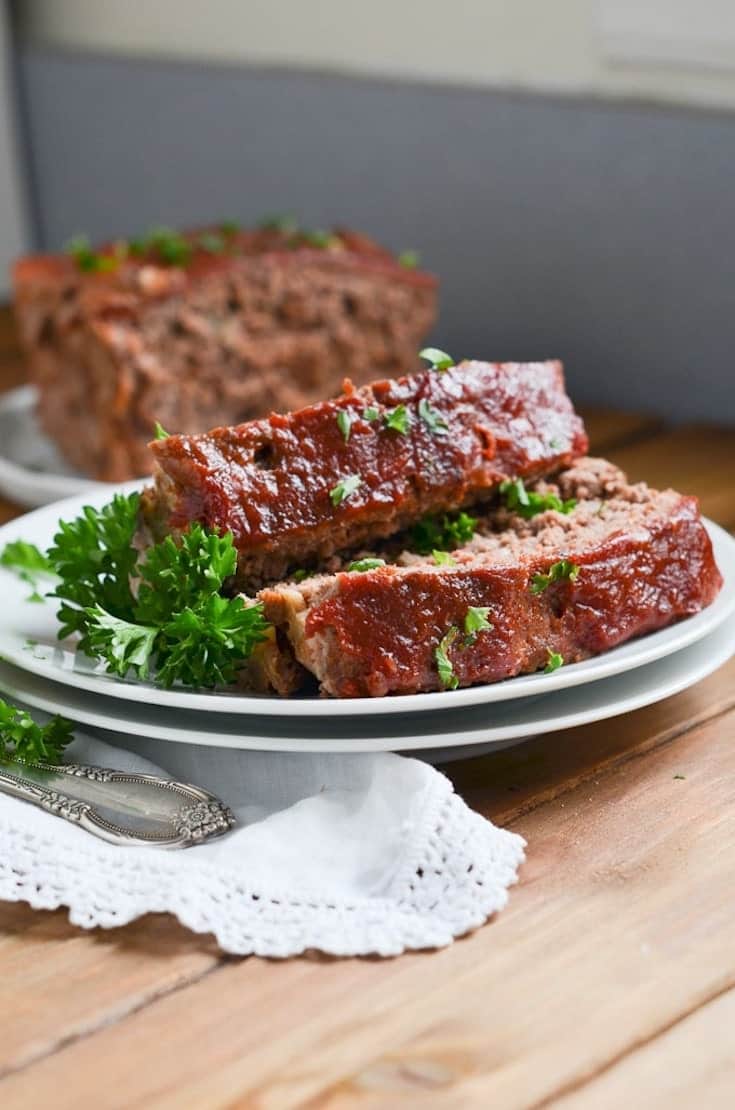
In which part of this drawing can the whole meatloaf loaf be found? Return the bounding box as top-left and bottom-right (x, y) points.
(12, 223), (437, 481)
(249, 459), (722, 697)
(143, 358), (588, 587)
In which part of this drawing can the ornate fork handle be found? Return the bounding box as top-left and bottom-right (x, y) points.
(0, 760), (235, 848)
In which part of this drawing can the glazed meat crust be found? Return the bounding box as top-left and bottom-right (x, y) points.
(256, 460), (723, 697)
(146, 359), (588, 586)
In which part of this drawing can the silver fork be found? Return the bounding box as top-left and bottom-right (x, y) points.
(0, 759), (235, 848)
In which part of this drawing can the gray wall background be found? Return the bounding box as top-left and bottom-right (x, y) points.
(13, 47), (735, 424)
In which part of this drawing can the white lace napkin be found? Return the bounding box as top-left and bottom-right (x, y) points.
(0, 729), (525, 958)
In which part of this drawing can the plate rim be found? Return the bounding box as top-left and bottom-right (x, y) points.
(0, 481), (733, 718)
(0, 385), (107, 506)
(1, 617), (733, 752)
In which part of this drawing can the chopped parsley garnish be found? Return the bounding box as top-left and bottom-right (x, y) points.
(10, 493), (270, 688)
(126, 227), (193, 265)
(397, 249), (420, 268)
(346, 558), (386, 573)
(131, 225), (234, 265)
(419, 347), (455, 372)
(0, 700), (73, 766)
(153, 421), (170, 440)
(435, 627), (460, 690)
(544, 650), (564, 674)
(531, 560), (580, 595)
(302, 229), (340, 249)
(363, 406), (380, 422)
(0, 540), (55, 602)
(71, 224), (241, 272)
(500, 477), (576, 519)
(383, 404), (410, 434)
(66, 235), (121, 274)
(219, 220), (240, 236)
(464, 606), (493, 642)
(197, 232), (225, 253)
(292, 569), (309, 583)
(259, 214), (299, 234)
(329, 474), (362, 507)
(436, 610), (493, 686)
(418, 398), (449, 435)
(446, 512), (477, 548)
(432, 550), (455, 567)
(336, 410), (353, 443)
(411, 510), (477, 555)
(549, 437), (563, 450)
(145, 227), (192, 266)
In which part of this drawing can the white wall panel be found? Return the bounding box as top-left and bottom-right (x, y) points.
(16, 0), (735, 110)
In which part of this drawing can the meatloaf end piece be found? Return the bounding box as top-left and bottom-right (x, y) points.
(12, 225), (437, 480)
(255, 459), (722, 697)
(144, 358), (588, 588)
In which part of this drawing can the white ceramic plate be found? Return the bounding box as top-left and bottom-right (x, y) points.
(0, 385), (110, 507)
(0, 483), (733, 718)
(0, 617), (733, 753)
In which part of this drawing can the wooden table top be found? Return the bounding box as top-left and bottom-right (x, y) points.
(0, 307), (734, 1108)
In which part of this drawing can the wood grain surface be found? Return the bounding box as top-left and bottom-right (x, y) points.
(0, 306), (733, 1108)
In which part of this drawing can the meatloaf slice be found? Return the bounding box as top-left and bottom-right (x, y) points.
(254, 459), (722, 697)
(144, 358), (588, 588)
(13, 224), (437, 480)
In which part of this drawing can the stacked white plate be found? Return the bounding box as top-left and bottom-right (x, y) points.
(1, 484), (734, 759)
(0, 386), (106, 508)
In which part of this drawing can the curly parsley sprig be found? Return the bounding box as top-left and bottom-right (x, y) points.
(1, 494), (269, 689)
(47, 493), (141, 651)
(0, 700), (73, 765)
